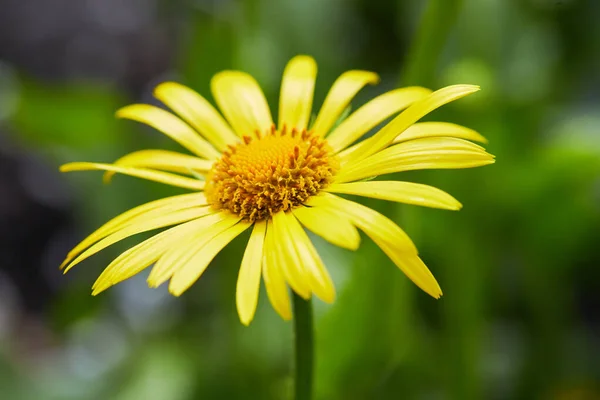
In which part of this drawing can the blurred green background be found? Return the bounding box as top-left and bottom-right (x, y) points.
(0, 0), (599, 399)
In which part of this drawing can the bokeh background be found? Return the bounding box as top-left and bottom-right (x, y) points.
(1, 0), (599, 399)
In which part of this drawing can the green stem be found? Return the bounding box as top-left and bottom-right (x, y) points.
(390, 0), (468, 396)
(293, 293), (314, 400)
(400, 0), (464, 86)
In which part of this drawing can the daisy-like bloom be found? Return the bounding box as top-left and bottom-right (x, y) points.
(60, 55), (494, 325)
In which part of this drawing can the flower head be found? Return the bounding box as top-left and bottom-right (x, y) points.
(60, 55), (494, 325)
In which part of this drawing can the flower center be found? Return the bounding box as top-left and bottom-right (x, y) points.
(205, 126), (338, 222)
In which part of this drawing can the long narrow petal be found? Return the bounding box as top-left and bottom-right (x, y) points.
(292, 205), (360, 250)
(307, 193), (441, 298)
(154, 82), (239, 151)
(63, 207), (213, 273)
(60, 193), (206, 269)
(344, 85), (480, 163)
(116, 104), (220, 159)
(103, 150), (213, 183)
(307, 193), (416, 254)
(336, 152), (494, 183)
(312, 70), (379, 137)
(147, 213), (238, 287)
(169, 221), (251, 296)
(236, 221), (267, 326)
(374, 136), (487, 153)
(262, 220), (292, 320)
(92, 219), (202, 294)
(394, 122), (487, 144)
(339, 121), (487, 163)
(336, 137), (494, 183)
(375, 240), (443, 299)
(325, 181), (462, 210)
(92, 234), (165, 295)
(278, 55), (317, 132)
(326, 87), (432, 152)
(272, 211), (311, 299)
(283, 212), (335, 303)
(211, 71), (273, 137)
(60, 162), (205, 190)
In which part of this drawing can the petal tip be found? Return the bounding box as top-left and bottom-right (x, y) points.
(295, 290), (312, 301)
(115, 106), (132, 119)
(59, 164), (73, 173)
(102, 172), (115, 184)
(348, 241), (361, 252)
(59, 255), (73, 270)
(444, 84), (480, 95)
(445, 203), (462, 211)
(59, 162), (94, 173)
(321, 292), (336, 304)
(238, 313), (253, 326)
(290, 54), (317, 65)
(147, 277), (161, 289)
(211, 70), (250, 85)
(368, 72), (381, 85)
(344, 70), (380, 85)
(462, 84), (480, 91)
(153, 81), (178, 95)
(430, 285), (443, 299)
(62, 262), (76, 274)
(168, 283), (185, 297)
(115, 104), (150, 119)
(91, 287), (107, 296)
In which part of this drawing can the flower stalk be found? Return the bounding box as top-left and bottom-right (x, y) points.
(293, 293), (314, 400)
(400, 0), (465, 86)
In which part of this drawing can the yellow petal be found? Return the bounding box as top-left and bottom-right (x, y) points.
(211, 71), (273, 137)
(103, 150), (213, 183)
(147, 212), (239, 287)
(326, 87), (432, 152)
(307, 193), (441, 298)
(60, 193), (206, 269)
(312, 70), (380, 137)
(169, 221), (251, 296)
(336, 137), (494, 183)
(272, 211), (311, 299)
(236, 221), (267, 326)
(116, 104), (220, 159)
(375, 241), (443, 299)
(292, 205), (360, 250)
(262, 220), (292, 320)
(394, 122), (487, 144)
(283, 212), (336, 303)
(337, 152), (494, 183)
(278, 55), (317, 132)
(341, 121), (487, 163)
(379, 136), (487, 153)
(60, 162), (206, 191)
(307, 193), (416, 254)
(154, 82), (239, 151)
(326, 181), (462, 210)
(345, 85), (480, 163)
(63, 207), (213, 273)
(92, 219), (201, 294)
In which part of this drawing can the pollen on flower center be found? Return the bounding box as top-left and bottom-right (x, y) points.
(205, 126), (339, 222)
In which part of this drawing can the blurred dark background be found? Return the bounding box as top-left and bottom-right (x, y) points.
(0, 0), (599, 399)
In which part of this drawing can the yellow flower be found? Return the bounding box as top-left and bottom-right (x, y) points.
(60, 55), (494, 325)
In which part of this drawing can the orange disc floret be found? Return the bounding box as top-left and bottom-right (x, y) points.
(205, 125), (338, 222)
